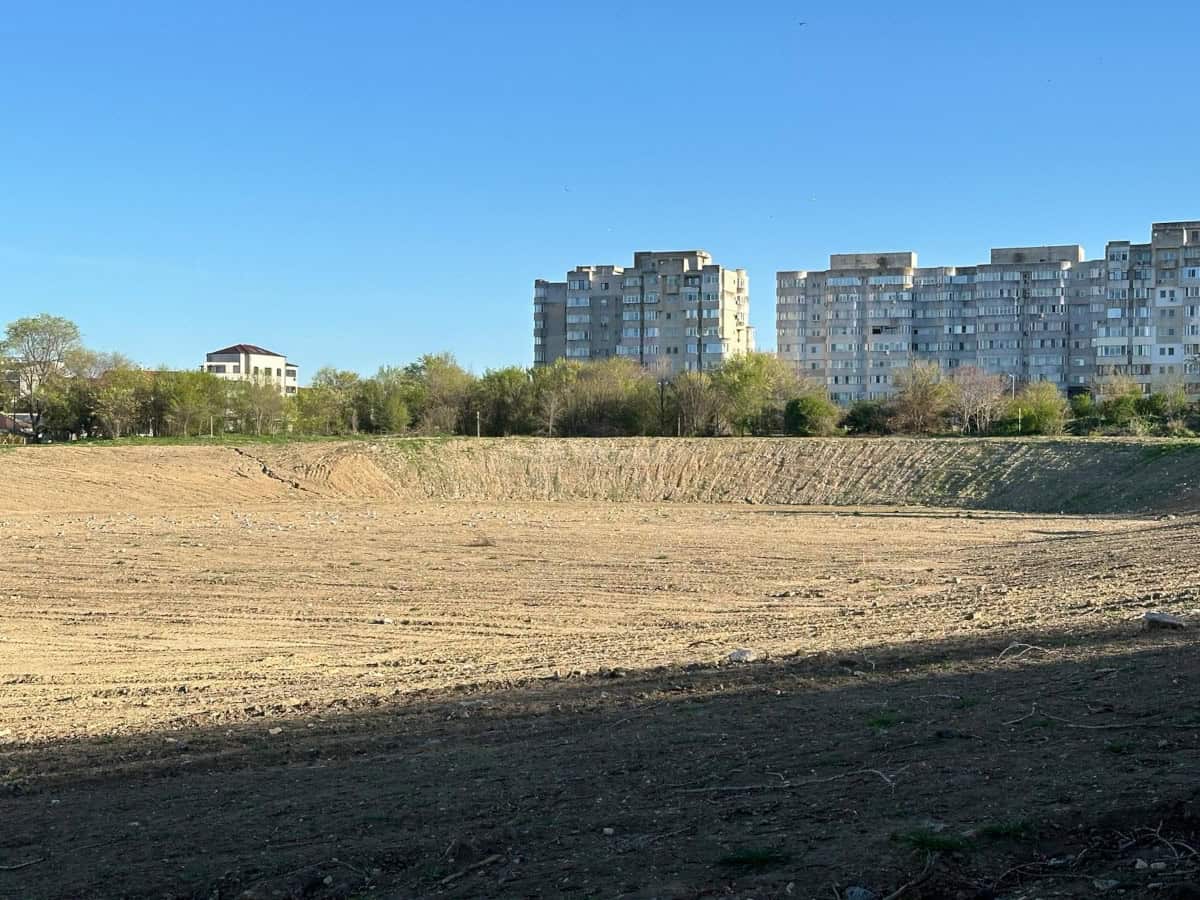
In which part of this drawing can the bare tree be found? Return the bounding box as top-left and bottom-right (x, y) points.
(671, 371), (720, 436)
(948, 367), (1007, 434)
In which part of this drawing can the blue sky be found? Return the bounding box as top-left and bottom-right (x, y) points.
(3, 0), (1198, 380)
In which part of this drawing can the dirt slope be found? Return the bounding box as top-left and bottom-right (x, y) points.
(3, 436), (1199, 514)
(275, 437), (1200, 514)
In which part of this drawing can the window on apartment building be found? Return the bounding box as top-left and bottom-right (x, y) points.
(253, 366), (260, 374)
(232, 365), (240, 373)
(286, 369), (296, 378)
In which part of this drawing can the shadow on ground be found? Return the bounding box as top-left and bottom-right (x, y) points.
(3, 623), (1200, 899)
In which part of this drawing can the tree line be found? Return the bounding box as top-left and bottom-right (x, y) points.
(3, 314), (1198, 441)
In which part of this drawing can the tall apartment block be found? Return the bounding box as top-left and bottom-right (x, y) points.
(534, 250), (753, 375)
(777, 220), (1200, 404)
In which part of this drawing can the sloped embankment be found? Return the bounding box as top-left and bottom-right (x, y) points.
(279, 437), (1200, 514)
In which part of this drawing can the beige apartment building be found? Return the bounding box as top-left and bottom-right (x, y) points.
(777, 220), (1200, 403)
(535, 250), (753, 375)
(202, 344), (299, 396)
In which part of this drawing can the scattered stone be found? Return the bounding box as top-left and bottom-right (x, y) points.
(268, 727), (283, 736)
(1135, 858), (1149, 870)
(726, 648), (764, 663)
(962, 611), (975, 621)
(1093, 879), (1119, 892)
(1152, 861), (1168, 871)
(1144, 612), (1187, 631)
(844, 888), (878, 900)
(602, 827), (615, 836)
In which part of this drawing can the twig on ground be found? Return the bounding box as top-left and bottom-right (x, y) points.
(999, 642), (1049, 660)
(881, 851), (937, 900)
(1004, 705), (1038, 726)
(0, 858), (44, 872)
(439, 854), (501, 886)
(1041, 711), (1200, 731)
(609, 699), (669, 729)
(677, 765), (910, 794)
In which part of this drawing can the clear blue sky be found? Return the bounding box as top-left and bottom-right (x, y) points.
(3, 1), (1198, 381)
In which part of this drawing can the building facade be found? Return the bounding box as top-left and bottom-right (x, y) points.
(535, 250), (753, 375)
(777, 221), (1200, 404)
(202, 344), (298, 396)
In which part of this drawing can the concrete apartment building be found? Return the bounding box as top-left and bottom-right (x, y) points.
(777, 220), (1200, 404)
(535, 250), (753, 375)
(202, 344), (299, 396)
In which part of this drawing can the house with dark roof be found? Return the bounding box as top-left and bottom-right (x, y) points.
(202, 344), (298, 396)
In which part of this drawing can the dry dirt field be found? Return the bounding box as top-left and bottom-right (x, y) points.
(2, 442), (1200, 899)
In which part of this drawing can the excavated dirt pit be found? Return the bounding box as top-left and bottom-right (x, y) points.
(2, 442), (1199, 898)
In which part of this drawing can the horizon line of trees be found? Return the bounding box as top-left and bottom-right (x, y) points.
(4, 314), (1200, 442)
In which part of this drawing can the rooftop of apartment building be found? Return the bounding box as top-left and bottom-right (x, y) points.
(561, 250), (740, 277)
(787, 221), (1199, 278)
(812, 245), (1087, 275)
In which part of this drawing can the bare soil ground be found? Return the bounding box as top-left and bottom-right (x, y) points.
(2, 445), (1200, 898)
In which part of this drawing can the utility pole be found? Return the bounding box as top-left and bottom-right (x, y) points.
(476, 410), (481, 438)
(657, 379), (666, 435)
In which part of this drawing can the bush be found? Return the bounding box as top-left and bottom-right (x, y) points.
(1005, 381), (1068, 435)
(783, 394), (841, 436)
(842, 400), (892, 435)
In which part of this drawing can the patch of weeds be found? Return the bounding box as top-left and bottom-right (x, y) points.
(653, 553), (668, 560)
(717, 847), (789, 869)
(895, 829), (972, 853)
(866, 710), (905, 730)
(979, 819), (1034, 840)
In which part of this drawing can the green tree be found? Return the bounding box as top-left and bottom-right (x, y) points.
(405, 353), (474, 434)
(310, 367), (361, 433)
(1, 314), (83, 432)
(167, 371), (226, 437)
(231, 376), (285, 435)
(94, 365), (145, 438)
(711, 352), (797, 435)
(531, 359), (579, 437)
(473, 367), (535, 436)
(890, 362), (951, 434)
